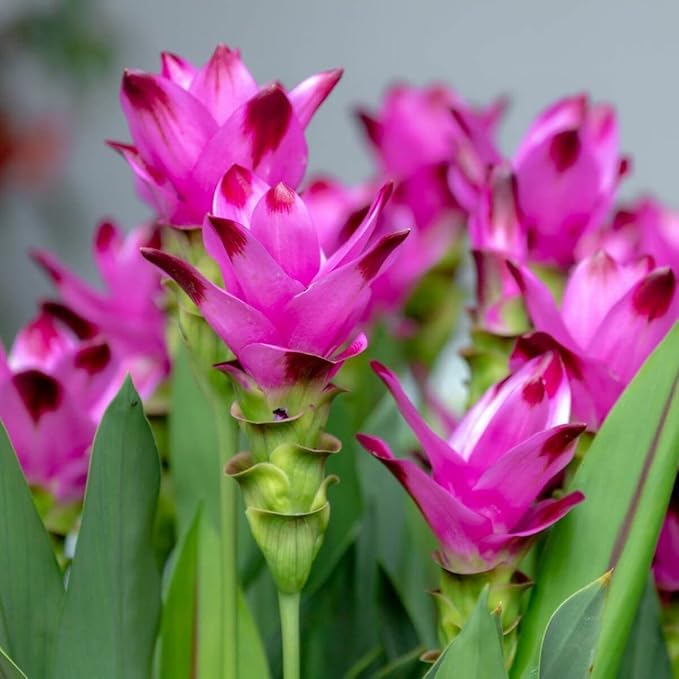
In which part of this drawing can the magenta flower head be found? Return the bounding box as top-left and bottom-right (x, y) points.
(112, 44), (342, 226)
(509, 252), (679, 428)
(32, 221), (170, 399)
(0, 306), (118, 501)
(141, 165), (407, 402)
(513, 94), (623, 267)
(357, 355), (585, 574)
(577, 197), (679, 274)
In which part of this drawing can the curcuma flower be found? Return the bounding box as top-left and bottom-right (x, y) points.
(0, 305), (118, 501)
(142, 165), (407, 401)
(112, 44), (342, 226)
(508, 252), (679, 428)
(357, 355), (585, 575)
(654, 485), (679, 592)
(513, 94), (624, 267)
(32, 220), (170, 400)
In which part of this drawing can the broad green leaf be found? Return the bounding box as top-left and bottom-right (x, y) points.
(0, 646), (27, 679)
(52, 378), (162, 679)
(0, 423), (64, 677)
(617, 577), (672, 679)
(539, 572), (610, 679)
(158, 509), (201, 678)
(512, 323), (679, 679)
(370, 646), (427, 678)
(424, 587), (507, 679)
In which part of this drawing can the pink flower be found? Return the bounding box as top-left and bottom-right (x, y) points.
(654, 492), (679, 592)
(111, 45), (342, 226)
(577, 197), (679, 273)
(357, 356), (584, 574)
(513, 94), (624, 267)
(32, 221), (170, 399)
(509, 252), (678, 427)
(0, 306), (119, 500)
(142, 165), (408, 393)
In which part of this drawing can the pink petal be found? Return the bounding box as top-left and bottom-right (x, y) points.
(212, 163), (269, 222)
(450, 353), (571, 470)
(160, 52), (197, 88)
(561, 251), (653, 348)
(508, 491), (585, 536)
(508, 261), (579, 351)
(472, 424), (585, 528)
(189, 44), (258, 125)
(204, 216), (303, 314)
(141, 248), (279, 353)
(250, 183), (320, 285)
(288, 68), (343, 128)
(120, 71), (217, 181)
(282, 230), (409, 354)
(589, 267), (679, 384)
(371, 360), (468, 492)
(356, 433), (491, 569)
(654, 510), (679, 592)
(323, 182), (393, 272)
(193, 84), (307, 195)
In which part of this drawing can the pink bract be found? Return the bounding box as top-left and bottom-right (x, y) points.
(112, 45), (342, 226)
(358, 356), (584, 574)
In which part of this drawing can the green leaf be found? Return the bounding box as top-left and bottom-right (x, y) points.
(539, 572), (610, 679)
(0, 424), (64, 677)
(52, 378), (162, 679)
(616, 576), (672, 679)
(512, 323), (679, 679)
(424, 587), (507, 679)
(0, 646), (27, 679)
(158, 509), (201, 678)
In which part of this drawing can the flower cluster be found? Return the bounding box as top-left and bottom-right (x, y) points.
(0, 221), (168, 501)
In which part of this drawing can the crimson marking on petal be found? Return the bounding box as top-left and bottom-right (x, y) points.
(219, 165), (253, 208)
(244, 85), (292, 167)
(358, 230), (410, 281)
(549, 129), (581, 172)
(522, 377), (545, 406)
(540, 424), (586, 463)
(13, 370), (62, 423)
(618, 156), (632, 179)
(41, 302), (98, 340)
(355, 110), (382, 147)
(612, 207), (637, 230)
(141, 248), (206, 304)
(513, 332), (584, 381)
(541, 353), (564, 398)
(266, 183), (296, 212)
(74, 343), (112, 375)
(209, 217), (247, 257)
(338, 205), (370, 242)
(95, 221), (118, 252)
(30, 251), (63, 283)
(632, 269), (676, 321)
(284, 352), (331, 383)
(450, 107), (472, 137)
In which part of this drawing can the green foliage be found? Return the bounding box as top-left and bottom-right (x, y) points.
(424, 587), (508, 679)
(512, 323), (679, 679)
(52, 378), (162, 679)
(538, 572), (609, 679)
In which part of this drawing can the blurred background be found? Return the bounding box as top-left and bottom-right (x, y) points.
(1, 0), (678, 342)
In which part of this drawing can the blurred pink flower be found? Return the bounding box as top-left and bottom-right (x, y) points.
(32, 221), (170, 400)
(654, 495), (679, 592)
(513, 94), (624, 267)
(111, 44), (342, 226)
(358, 355), (584, 574)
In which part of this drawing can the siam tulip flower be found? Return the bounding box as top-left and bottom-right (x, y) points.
(513, 94), (624, 267)
(357, 354), (585, 574)
(508, 252), (679, 428)
(112, 44), (342, 225)
(654, 486), (679, 592)
(32, 220), (170, 400)
(0, 305), (118, 501)
(577, 197), (679, 273)
(142, 164), (408, 400)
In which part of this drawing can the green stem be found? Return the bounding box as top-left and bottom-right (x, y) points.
(217, 413), (239, 679)
(279, 591), (301, 679)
